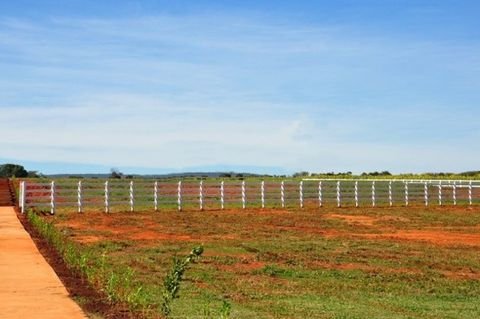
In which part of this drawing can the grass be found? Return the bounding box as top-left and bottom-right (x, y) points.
(31, 206), (480, 318)
(27, 211), (155, 314)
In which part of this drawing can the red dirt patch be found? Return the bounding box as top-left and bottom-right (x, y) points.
(218, 261), (266, 273)
(325, 214), (377, 226)
(359, 230), (480, 247)
(312, 261), (374, 271)
(378, 215), (410, 223)
(441, 270), (480, 280)
(129, 231), (192, 241)
(75, 235), (102, 244)
(325, 214), (410, 226)
(53, 208), (480, 254)
(56, 211), (243, 244)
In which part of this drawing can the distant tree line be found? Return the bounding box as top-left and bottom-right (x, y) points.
(0, 163), (42, 178)
(293, 171), (356, 178)
(291, 170), (480, 179)
(361, 171), (392, 176)
(4, 163), (478, 180)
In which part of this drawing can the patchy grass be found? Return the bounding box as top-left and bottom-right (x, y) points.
(38, 206), (480, 318)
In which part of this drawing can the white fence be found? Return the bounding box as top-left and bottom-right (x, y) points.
(18, 179), (480, 214)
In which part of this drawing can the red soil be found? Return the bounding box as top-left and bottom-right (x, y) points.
(218, 261), (266, 273)
(57, 208), (480, 249)
(325, 213), (377, 226)
(359, 231), (480, 247)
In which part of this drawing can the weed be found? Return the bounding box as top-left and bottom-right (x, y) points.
(161, 245), (204, 317)
(200, 299), (232, 319)
(219, 300), (232, 319)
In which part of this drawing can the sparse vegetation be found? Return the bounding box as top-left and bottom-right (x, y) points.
(27, 210), (151, 314)
(27, 210), (221, 318)
(27, 205), (480, 318)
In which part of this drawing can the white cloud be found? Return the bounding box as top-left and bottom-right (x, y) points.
(0, 13), (479, 173)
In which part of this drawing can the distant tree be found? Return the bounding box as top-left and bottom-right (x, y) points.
(461, 171), (480, 176)
(292, 171), (310, 178)
(110, 168), (123, 179)
(334, 171), (352, 176)
(0, 164), (29, 178)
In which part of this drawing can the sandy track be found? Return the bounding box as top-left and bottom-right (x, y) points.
(0, 207), (87, 319)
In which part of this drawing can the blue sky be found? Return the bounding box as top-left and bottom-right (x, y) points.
(0, 0), (479, 175)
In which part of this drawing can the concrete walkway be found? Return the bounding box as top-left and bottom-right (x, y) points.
(0, 207), (87, 318)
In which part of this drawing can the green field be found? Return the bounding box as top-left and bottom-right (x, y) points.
(30, 206), (480, 318)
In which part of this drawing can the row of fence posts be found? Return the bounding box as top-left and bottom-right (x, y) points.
(19, 180), (475, 215)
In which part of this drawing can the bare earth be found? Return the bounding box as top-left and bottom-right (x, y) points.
(0, 207), (87, 319)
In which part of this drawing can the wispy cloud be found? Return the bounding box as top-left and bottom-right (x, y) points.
(0, 11), (479, 174)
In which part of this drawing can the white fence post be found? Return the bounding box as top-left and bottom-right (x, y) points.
(438, 181), (442, 206)
(220, 181), (225, 210)
(318, 181), (323, 207)
(424, 181), (428, 206)
(469, 181), (472, 206)
(354, 181), (359, 207)
(22, 178), (479, 213)
(129, 180), (134, 212)
(177, 181), (182, 211)
(199, 180), (204, 211)
(371, 181), (376, 207)
(388, 181), (393, 207)
(404, 182), (409, 206)
(50, 181), (55, 215)
(453, 181), (457, 206)
(77, 181), (82, 213)
(19, 181), (26, 214)
(154, 181), (158, 211)
(299, 181), (304, 208)
(261, 181), (265, 209)
(336, 181), (341, 207)
(104, 181), (109, 213)
(241, 181), (246, 209)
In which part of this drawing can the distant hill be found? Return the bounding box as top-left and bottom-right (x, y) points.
(46, 172), (263, 179)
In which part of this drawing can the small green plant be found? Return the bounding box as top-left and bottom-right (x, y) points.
(161, 246), (204, 317)
(219, 300), (232, 319)
(201, 299), (232, 319)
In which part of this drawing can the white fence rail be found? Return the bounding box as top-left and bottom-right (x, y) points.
(18, 179), (480, 214)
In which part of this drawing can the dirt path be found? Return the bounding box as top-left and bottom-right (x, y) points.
(0, 207), (87, 319)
